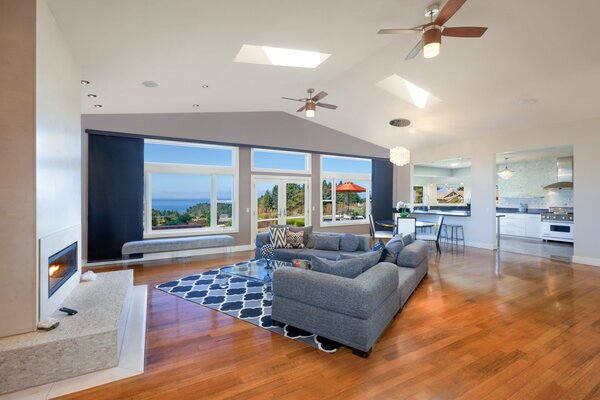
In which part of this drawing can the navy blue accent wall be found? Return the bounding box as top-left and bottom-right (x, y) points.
(371, 159), (394, 226)
(88, 133), (144, 261)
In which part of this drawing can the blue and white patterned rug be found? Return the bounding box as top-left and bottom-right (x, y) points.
(154, 269), (340, 353)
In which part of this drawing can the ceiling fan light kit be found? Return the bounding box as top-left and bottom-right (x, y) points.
(305, 101), (316, 118)
(423, 27), (442, 58)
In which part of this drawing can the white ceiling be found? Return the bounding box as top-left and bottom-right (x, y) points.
(48, 0), (600, 150)
(496, 145), (573, 164)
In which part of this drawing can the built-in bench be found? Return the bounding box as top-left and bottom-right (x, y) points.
(121, 235), (235, 259)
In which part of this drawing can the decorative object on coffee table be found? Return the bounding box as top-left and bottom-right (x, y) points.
(260, 243), (274, 266)
(292, 259), (312, 269)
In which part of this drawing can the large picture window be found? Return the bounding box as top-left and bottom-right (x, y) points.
(320, 155), (371, 226)
(144, 140), (238, 236)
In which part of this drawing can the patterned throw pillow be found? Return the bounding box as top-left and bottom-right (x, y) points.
(371, 239), (388, 263)
(269, 226), (288, 249)
(286, 230), (305, 249)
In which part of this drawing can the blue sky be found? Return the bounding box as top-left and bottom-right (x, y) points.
(146, 142), (371, 199)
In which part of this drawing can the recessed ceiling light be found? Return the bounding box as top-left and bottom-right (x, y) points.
(81, 80), (90, 85)
(202, 85), (209, 88)
(234, 45), (330, 68)
(192, 104), (199, 107)
(518, 98), (539, 105)
(87, 94), (97, 98)
(94, 104), (103, 108)
(376, 74), (441, 109)
(142, 81), (160, 88)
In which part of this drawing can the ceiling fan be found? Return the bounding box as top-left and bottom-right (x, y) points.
(282, 88), (338, 118)
(378, 0), (488, 60)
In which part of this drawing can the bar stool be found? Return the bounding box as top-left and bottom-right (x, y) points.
(442, 224), (465, 249)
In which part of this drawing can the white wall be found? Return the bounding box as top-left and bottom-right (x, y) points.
(36, 0), (82, 319)
(407, 116), (600, 265)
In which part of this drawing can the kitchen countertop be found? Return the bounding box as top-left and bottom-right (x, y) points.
(411, 210), (471, 217)
(496, 207), (548, 215)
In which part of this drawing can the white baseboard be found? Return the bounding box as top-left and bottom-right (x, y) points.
(572, 256), (600, 267)
(84, 244), (255, 268)
(464, 241), (496, 250)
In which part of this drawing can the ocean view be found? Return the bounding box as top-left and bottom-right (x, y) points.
(153, 199), (231, 212)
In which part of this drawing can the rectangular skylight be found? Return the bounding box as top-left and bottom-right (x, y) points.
(234, 45), (330, 68)
(376, 74), (440, 109)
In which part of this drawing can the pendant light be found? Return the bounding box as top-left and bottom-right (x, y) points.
(390, 146), (410, 166)
(497, 157), (514, 180)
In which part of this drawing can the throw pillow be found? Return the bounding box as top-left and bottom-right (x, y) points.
(314, 234), (340, 251)
(274, 224), (313, 247)
(260, 244), (275, 259)
(337, 251), (382, 272)
(370, 239), (388, 263)
(339, 233), (359, 252)
(403, 232), (415, 246)
(312, 256), (364, 279)
(285, 230), (305, 249)
(306, 233), (316, 248)
(384, 234), (405, 264)
(269, 226), (288, 249)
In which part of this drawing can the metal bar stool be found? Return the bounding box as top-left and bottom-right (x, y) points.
(443, 224), (465, 249)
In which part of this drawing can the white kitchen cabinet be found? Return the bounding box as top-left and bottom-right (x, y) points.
(499, 213), (541, 238)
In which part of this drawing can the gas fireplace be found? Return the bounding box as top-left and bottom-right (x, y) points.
(48, 242), (78, 298)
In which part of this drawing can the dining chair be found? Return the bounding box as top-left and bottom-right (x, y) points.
(368, 215), (393, 240)
(395, 217), (416, 238)
(417, 216), (444, 254)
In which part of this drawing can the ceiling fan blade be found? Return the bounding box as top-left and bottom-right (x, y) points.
(435, 0), (467, 26)
(378, 26), (423, 34)
(316, 102), (338, 110)
(296, 105), (307, 112)
(442, 26), (487, 37)
(282, 97), (304, 102)
(311, 91), (328, 102)
(405, 40), (424, 60)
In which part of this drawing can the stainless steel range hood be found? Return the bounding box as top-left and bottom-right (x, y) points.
(544, 156), (573, 189)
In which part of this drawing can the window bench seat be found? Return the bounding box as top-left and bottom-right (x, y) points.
(121, 235), (235, 259)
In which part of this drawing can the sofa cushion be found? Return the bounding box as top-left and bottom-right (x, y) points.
(356, 236), (370, 252)
(339, 233), (359, 252)
(269, 226), (288, 248)
(337, 251), (382, 272)
(384, 235), (405, 264)
(272, 248), (303, 263)
(275, 225), (313, 247)
(312, 256), (364, 279)
(396, 241), (428, 268)
(314, 234), (340, 251)
(298, 248), (345, 261)
(371, 239), (388, 263)
(285, 230), (305, 249)
(402, 232), (416, 246)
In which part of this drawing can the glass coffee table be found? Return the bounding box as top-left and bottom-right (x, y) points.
(219, 258), (293, 281)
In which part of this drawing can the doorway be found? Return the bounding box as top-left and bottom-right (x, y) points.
(251, 176), (311, 244)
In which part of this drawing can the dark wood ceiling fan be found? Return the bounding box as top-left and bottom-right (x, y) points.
(378, 0), (488, 60)
(282, 88), (338, 118)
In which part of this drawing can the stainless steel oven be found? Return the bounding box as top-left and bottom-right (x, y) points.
(540, 207), (574, 243)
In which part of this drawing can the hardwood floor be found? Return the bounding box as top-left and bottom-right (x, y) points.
(60, 248), (600, 400)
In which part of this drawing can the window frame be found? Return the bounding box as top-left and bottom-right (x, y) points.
(320, 155), (372, 227)
(143, 140), (239, 238)
(251, 148), (311, 174)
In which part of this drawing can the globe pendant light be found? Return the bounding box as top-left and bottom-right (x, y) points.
(390, 146), (410, 166)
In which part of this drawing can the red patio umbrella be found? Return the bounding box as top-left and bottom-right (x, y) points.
(335, 182), (366, 219)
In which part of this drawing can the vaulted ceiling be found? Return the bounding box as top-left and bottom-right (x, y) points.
(49, 0), (600, 150)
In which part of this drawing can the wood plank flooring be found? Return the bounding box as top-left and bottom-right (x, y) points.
(59, 248), (600, 400)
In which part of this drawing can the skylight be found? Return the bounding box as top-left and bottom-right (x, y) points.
(234, 45), (330, 68)
(376, 74), (440, 109)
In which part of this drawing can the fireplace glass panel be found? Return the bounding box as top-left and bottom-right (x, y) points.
(48, 242), (78, 298)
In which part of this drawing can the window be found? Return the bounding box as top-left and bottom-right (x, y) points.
(320, 155), (371, 226)
(251, 148), (311, 174)
(144, 140), (238, 236)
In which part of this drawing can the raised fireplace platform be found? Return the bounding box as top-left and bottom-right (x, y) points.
(0, 270), (135, 394)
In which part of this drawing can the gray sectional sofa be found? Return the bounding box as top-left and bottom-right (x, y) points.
(266, 229), (429, 357)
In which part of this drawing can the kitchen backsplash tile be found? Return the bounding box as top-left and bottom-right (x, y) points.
(497, 158), (573, 208)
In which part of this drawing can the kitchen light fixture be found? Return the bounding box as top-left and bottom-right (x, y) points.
(94, 104), (103, 108)
(81, 80), (90, 85)
(192, 104), (199, 107)
(423, 26), (441, 58)
(202, 85), (209, 88)
(142, 81), (160, 88)
(87, 94), (97, 98)
(390, 146), (410, 166)
(497, 157), (514, 180)
(305, 101), (316, 118)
